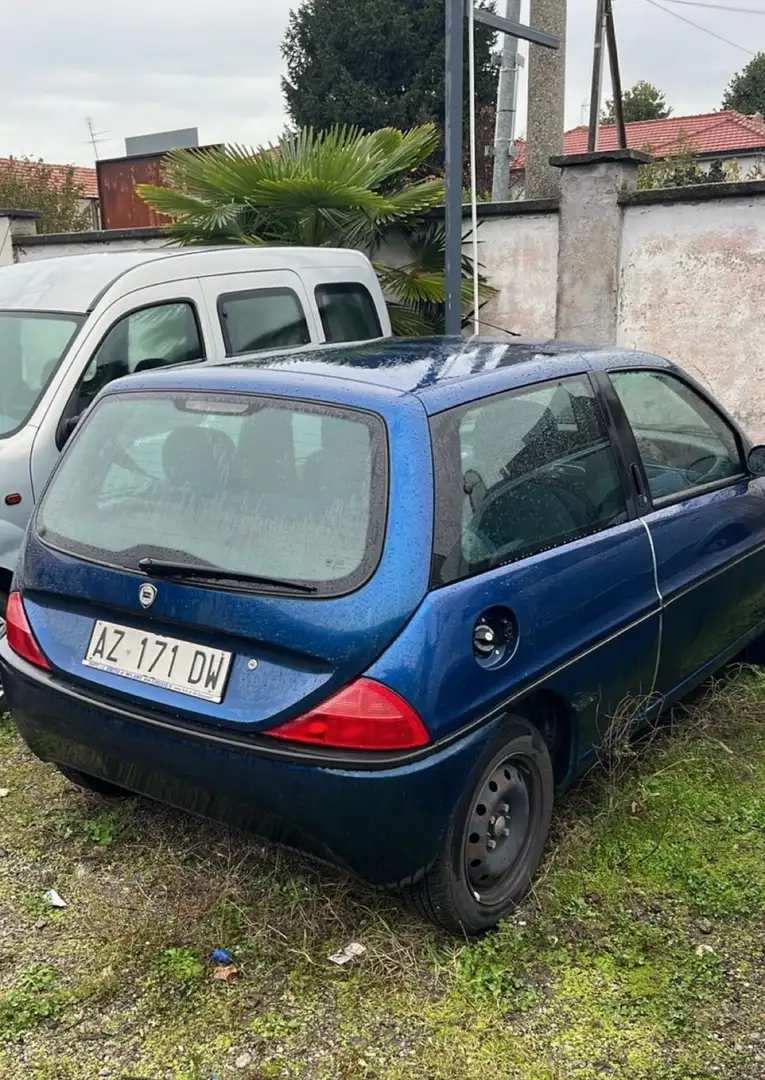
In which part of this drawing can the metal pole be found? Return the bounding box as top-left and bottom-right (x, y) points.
(444, 0), (465, 337)
(605, 0), (627, 150)
(587, 0), (607, 152)
(491, 0), (522, 203)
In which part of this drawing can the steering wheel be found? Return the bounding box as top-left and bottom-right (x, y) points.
(685, 453), (729, 486)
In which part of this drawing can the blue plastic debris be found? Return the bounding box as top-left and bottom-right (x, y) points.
(211, 948), (232, 965)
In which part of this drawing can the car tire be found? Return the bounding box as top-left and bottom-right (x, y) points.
(0, 588), (7, 714)
(56, 765), (131, 798)
(405, 715), (554, 936)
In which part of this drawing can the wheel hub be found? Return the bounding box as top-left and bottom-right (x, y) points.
(465, 758), (532, 901)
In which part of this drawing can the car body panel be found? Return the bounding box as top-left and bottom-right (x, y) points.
(2, 337), (765, 889)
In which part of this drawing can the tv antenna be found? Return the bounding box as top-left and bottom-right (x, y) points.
(84, 118), (109, 160)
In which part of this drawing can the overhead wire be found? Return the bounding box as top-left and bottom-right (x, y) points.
(661, 0), (765, 14)
(641, 0), (758, 54)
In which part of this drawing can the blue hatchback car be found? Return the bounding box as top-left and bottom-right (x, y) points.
(3, 338), (765, 935)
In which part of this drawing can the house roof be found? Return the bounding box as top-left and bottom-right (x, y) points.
(512, 110), (765, 170)
(0, 157), (99, 199)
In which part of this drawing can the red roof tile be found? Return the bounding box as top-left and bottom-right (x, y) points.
(0, 157), (98, 199)
(511, 110), (765, 170)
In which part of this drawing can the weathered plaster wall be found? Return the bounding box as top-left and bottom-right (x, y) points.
(476, 210), (559, 338)
(618, 193), (765, 440)
(14, 228), (166, 262)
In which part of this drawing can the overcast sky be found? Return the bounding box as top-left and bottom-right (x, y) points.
(1, 0), (759, 167)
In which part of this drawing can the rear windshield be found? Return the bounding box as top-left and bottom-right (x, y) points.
(0, 311), (84, 437)
(37, 391), (388, 596)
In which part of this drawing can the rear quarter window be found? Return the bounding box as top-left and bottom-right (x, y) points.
(315, 283), (383, 343)
(430, 375), (629, 584)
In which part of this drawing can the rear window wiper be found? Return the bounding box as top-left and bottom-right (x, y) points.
(137, 557), (319, 594)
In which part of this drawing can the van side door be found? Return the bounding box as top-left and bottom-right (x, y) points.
(30, 280), (210, 499)
(198, 271), (320, 359)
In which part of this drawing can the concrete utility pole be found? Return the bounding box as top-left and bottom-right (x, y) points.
(525, 0), (567, 200)
(491, 0), (523, 203)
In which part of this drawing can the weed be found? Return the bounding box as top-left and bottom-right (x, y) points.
(0, 963), (69, 1037)
(157, 947), (205, 984)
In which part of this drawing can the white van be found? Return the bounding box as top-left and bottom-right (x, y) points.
(0, 245), (390, 642)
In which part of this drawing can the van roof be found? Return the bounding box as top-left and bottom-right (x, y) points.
(0, 247), (372, 315)
(117, 337), (674, 415)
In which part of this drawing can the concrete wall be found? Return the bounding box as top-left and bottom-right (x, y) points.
(618, 185), (765, 441)
(7, 173), (765, 443)
(476, 206), (559, 338)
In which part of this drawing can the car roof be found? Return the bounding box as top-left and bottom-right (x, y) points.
(113, 337), (675, 415)
(0, 246), (372, 315)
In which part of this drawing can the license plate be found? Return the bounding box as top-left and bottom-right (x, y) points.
(83, 620), (233, 703)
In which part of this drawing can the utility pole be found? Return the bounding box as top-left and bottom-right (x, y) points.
(525, 0), (567, 200)
(587, 0), (627, 152)
(491, 0), (522, 203)
(445, 0), (561, 335)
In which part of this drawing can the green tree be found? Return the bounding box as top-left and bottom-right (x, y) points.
(722, 53), (765, 116)
(281, 0), (498, 141)
(0, 157), (92, 234)
(601, 81), (672, 125)
(137, 124), (493, 336)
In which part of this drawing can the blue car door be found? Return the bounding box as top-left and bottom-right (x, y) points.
(413, 370), (661, 770)
(603, 366), (765, 698)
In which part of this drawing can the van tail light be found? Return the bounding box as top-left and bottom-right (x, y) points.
(5, 592), (51, 671)
(268, 678), (430, 752)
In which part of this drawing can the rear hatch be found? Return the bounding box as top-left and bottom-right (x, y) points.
(20, 381), (431, 734)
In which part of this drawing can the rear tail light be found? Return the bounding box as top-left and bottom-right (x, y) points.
(268, 678), (430, 752)
(5, 592), (51, 671)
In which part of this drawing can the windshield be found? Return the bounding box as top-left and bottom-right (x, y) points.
(0, 311), (84, 437)
(37, 390), (388, 596)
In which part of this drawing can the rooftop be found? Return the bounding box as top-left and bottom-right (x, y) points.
(122, 337), (673, 414)
(0, 157), (98, 200)
(512, 110), (765, 170)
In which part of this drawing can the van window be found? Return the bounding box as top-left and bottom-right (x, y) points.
(315, 283), (383, 343)
(78, 302), (204, 408)
(37, 391), (388, 597)
(0, 311), (83, 438)
(430, 375), (628, 584)
(218, 289), (311, 356)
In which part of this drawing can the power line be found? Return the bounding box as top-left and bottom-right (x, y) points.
(663, 0), (765, 14)
(642, 0), (757, 54)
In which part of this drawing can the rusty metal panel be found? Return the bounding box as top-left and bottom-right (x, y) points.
(96, 153), (170, 230)
(96, 146), (222, 231)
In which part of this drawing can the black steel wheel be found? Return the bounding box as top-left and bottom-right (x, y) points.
(56, 765), (131, 798)
(405, 715), (554, 936)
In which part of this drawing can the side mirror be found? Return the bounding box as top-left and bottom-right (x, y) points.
(748, 445), (765, 476)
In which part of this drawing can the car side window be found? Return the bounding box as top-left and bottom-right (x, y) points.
(78, 302), (204, 409)
(315, 283), (383, 343)
(431, 375), (628, 584)
(218, 288), (311, 356)
(610, 370), (744, 503)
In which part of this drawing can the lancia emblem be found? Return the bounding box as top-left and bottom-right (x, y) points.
(138, 583), (157, 609)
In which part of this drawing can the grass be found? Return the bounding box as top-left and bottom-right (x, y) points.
(2, 671), (765, 1078)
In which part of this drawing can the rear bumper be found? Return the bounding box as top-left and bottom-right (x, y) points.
(0, 640), (492, 886)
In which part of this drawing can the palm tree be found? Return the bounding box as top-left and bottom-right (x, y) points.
(138, 124), (493, 335)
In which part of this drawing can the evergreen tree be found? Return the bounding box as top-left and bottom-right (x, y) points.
(722, 53), (765, 117)
(601, 81), (672, 125)
(282, 0), (499, 141)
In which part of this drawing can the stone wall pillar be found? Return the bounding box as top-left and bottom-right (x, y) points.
(0, 209), (40, 266)
(551, 150), (650, 344)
